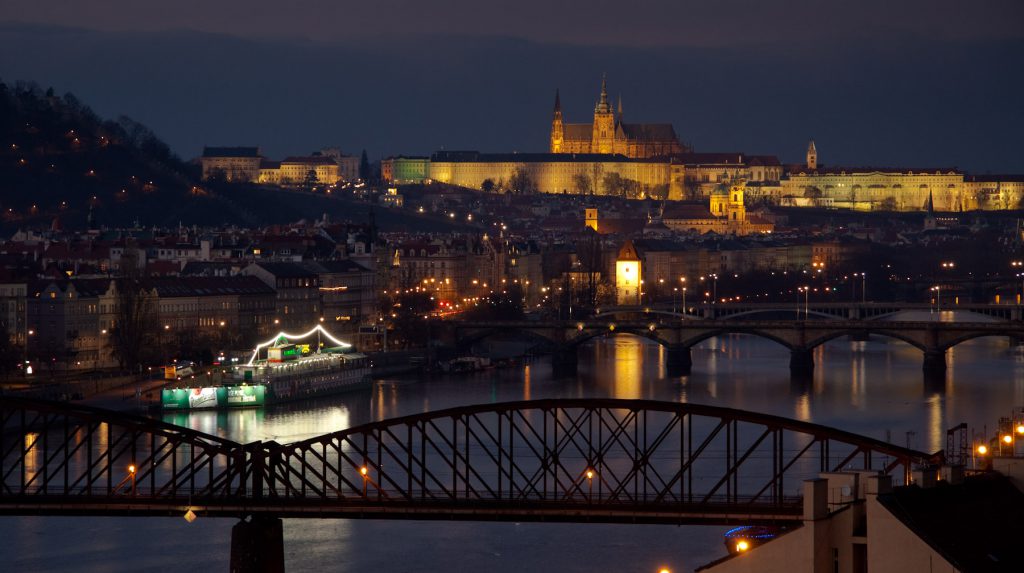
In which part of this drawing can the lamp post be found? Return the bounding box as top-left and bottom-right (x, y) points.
(1013, 262), (1024, 304)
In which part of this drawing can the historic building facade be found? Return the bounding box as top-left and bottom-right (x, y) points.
(428, 151), (686, 200)
(662, 182), (774, 236)
(550, 76), (687, 158)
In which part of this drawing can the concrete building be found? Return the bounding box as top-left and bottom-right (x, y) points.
(242, 262), (322, 330)
(278, 156), (340, 185)
(698, 470), (1024, 573)
(200, 147), (262, 182)
(27, 279), (108, 368)
(0, 280), (27, 347)
(305, 260), (376, 330)
(382, 156), (430, 184)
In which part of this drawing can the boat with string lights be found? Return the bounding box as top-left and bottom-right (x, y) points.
(160, 325), (371, 410)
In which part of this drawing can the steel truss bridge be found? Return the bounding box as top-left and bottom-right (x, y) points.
(0, 397), (937, 526)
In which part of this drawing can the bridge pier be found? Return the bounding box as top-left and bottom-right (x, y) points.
(230, 516), (285, 573)
(551, 347), (578, 378)
(922, 350), (947, 380)
(789, 348), (814, 378)
(666, 346), (692, 377)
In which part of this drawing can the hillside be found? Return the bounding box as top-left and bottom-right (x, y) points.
(0, 80), (466, 233)
(0, 79), (220, 228)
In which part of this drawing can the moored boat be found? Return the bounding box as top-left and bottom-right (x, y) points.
(160, 325), (371, 410)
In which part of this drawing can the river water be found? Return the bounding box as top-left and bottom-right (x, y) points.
(4, 312), (1024, 572)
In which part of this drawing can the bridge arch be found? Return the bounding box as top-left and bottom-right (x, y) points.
(455, 325), (560, 352)
(273, 398), (936, 520)
(566, 326), (673, 350)
(679, 328), (798, 352)
(722, 309), (841, 321)
(593, 309), (701, 321)
(938, 331), (1024, 352)
(804, 330), (929, 353)
(0, 397), (940, 525)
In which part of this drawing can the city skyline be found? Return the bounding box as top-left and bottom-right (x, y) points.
(0, 13), (1022, 172)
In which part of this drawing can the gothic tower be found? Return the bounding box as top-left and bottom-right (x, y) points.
(550, 89), (564, 153)
(592, 74), (615, 154)
(806, 139), (818, 170)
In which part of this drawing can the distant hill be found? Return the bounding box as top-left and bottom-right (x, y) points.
(0, 79), (464, 232)
(0, 79), (217, 228)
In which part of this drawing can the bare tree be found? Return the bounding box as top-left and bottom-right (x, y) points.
(109, 247), (156, 370)
(572, 174), (591, 195)
(109, 279), (156, 371)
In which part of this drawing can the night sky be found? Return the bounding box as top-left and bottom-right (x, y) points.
(1, 1), (1022, 171)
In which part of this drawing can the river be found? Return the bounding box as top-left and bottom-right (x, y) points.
(4, 313), (1024, 572)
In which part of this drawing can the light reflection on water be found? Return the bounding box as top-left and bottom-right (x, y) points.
(5, 328), (1024, 572)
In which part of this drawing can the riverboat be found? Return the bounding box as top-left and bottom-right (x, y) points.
(161, 325), (371, 410)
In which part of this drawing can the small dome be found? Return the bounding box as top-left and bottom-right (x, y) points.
(711, 184), (729, 196)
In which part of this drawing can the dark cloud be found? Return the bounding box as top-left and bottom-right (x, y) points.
(0, 23), (1021, 172)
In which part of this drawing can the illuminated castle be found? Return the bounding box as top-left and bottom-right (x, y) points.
(550, 75), (687, 158)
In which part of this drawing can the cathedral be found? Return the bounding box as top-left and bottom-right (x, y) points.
(549, 76), (688, 158)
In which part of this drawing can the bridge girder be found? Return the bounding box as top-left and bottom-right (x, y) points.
(0, 398), (938, 524)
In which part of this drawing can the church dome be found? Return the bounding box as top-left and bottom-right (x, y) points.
(711, 183), (730, 196)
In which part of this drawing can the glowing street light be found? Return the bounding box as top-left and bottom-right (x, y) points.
(977, 444), (988, 455)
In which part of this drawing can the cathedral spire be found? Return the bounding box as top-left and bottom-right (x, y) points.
(550, 88), (564, 153)
(595, 73), (611, 113)
(617, 94), (623, 122)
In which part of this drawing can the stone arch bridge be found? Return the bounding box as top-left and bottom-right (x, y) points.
(438, 318), (1024, 378)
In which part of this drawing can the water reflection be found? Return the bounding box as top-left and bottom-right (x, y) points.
(612, 336), (643, 399)
(14, 331), (1024, 573)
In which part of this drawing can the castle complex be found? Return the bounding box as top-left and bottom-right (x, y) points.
(550, 76), (687, 158)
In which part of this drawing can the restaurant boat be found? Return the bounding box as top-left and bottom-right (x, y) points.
(161, 325), (371, 410)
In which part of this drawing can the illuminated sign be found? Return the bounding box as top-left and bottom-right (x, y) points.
(161, 385), (266, 409)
